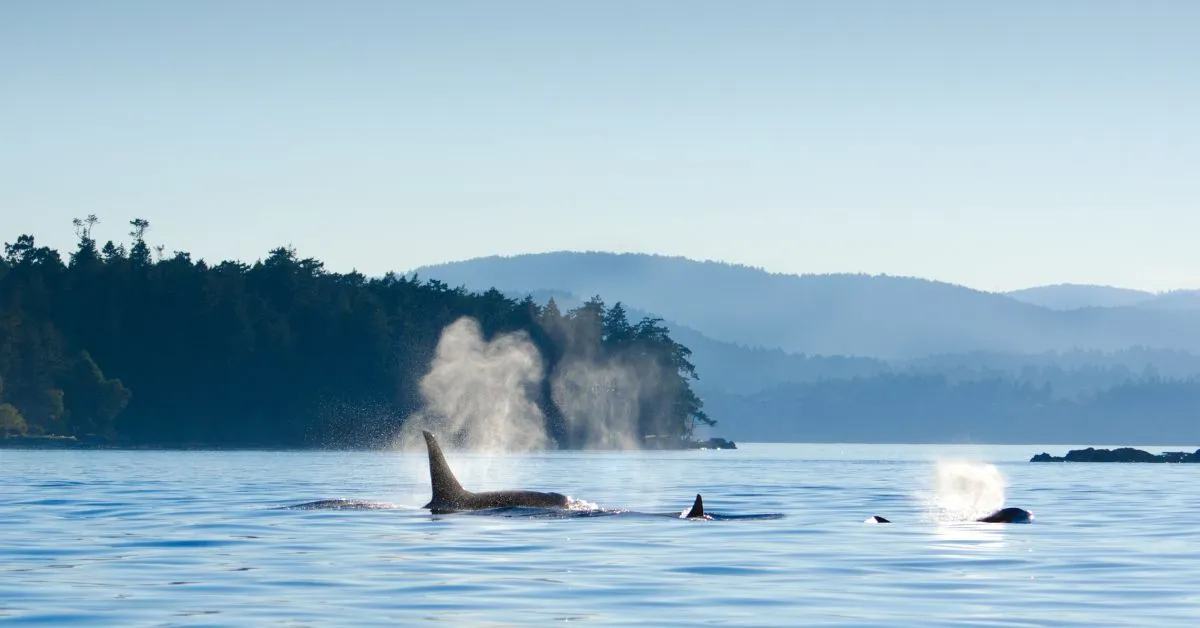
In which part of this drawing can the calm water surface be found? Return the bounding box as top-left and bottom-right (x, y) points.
(2, 443), (1199, 626)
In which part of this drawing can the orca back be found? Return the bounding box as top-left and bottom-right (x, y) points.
(976, 507), (1033, 523)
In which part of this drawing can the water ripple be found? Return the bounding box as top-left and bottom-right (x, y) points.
(2, 445), (1199, 625)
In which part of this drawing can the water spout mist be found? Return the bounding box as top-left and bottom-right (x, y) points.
(550, 356), (646, 450)
(925, 459), (1008, 522)
(396, 317), (551, 452)
(396, 314), (679, 452)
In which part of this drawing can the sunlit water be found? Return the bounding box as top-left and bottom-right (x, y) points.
(3, 443), (1199, 626)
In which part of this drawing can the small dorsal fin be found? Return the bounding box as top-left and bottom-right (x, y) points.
(686, 493), (704, 518)
(423, 430), (467, 503)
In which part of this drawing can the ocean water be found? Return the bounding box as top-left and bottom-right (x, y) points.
(2, 443), (1198, 626)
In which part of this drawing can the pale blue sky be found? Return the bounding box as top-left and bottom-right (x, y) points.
(2, 1), (1197, 292)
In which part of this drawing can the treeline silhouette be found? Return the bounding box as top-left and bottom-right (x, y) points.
(0, 218), (710, 447)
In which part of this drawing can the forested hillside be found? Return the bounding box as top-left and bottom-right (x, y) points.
(0, 219), (709, 448)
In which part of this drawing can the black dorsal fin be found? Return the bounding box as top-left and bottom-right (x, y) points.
(686, 493), (704, 518)
(423, 430), (467, 502)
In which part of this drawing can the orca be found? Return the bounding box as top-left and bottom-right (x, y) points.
(867, 507), (1033, 524)
(280, 433), (782, 521)
(683, 494), (710, 520)
(975, 507), (1033, 523)
(421, 430), (570, 514)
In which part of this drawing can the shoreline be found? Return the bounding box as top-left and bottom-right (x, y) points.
(1, 434), (738, 452)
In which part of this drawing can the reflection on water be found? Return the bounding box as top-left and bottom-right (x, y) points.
(930, 520), (1010, 551)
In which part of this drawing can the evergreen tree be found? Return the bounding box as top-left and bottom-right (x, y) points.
(0, 219), (715, 447)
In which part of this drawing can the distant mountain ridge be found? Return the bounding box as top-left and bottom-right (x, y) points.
(410, 252), (1200, 359)
(1004, 284), (1155, 310)
(515, 289), (1200, 398)
(1137, 290), (1200, 311)
(408, 254), (1200, 444)
(514, 289), (888, 395)
(1006, 283), (1200, 311)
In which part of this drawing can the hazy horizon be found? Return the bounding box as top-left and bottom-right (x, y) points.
(3, 1), (1197, 292)
(409, 250), (1198, 297)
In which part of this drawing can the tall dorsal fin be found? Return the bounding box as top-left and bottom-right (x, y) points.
(423, 430), (467, 502)
(686, 493), (704, 518)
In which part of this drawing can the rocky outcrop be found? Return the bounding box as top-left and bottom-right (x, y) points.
(1031, 447), (1200, 463)
(690, 437), (737, 450)
(642, 435), (738, 450)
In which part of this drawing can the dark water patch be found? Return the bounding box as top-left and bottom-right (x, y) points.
(33, 481), (90, 488)
(669, 564), (776, 576)
(279, 498), (406, 510)
(18, 498), (79, 506)
(0, 612), (118, 625)
(175, 609), (221, 616)
(113, 538), (244, 550)
(422, 541), (552, 554)
(65, 508), (133, 518)
(388, 582), (503, 596)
